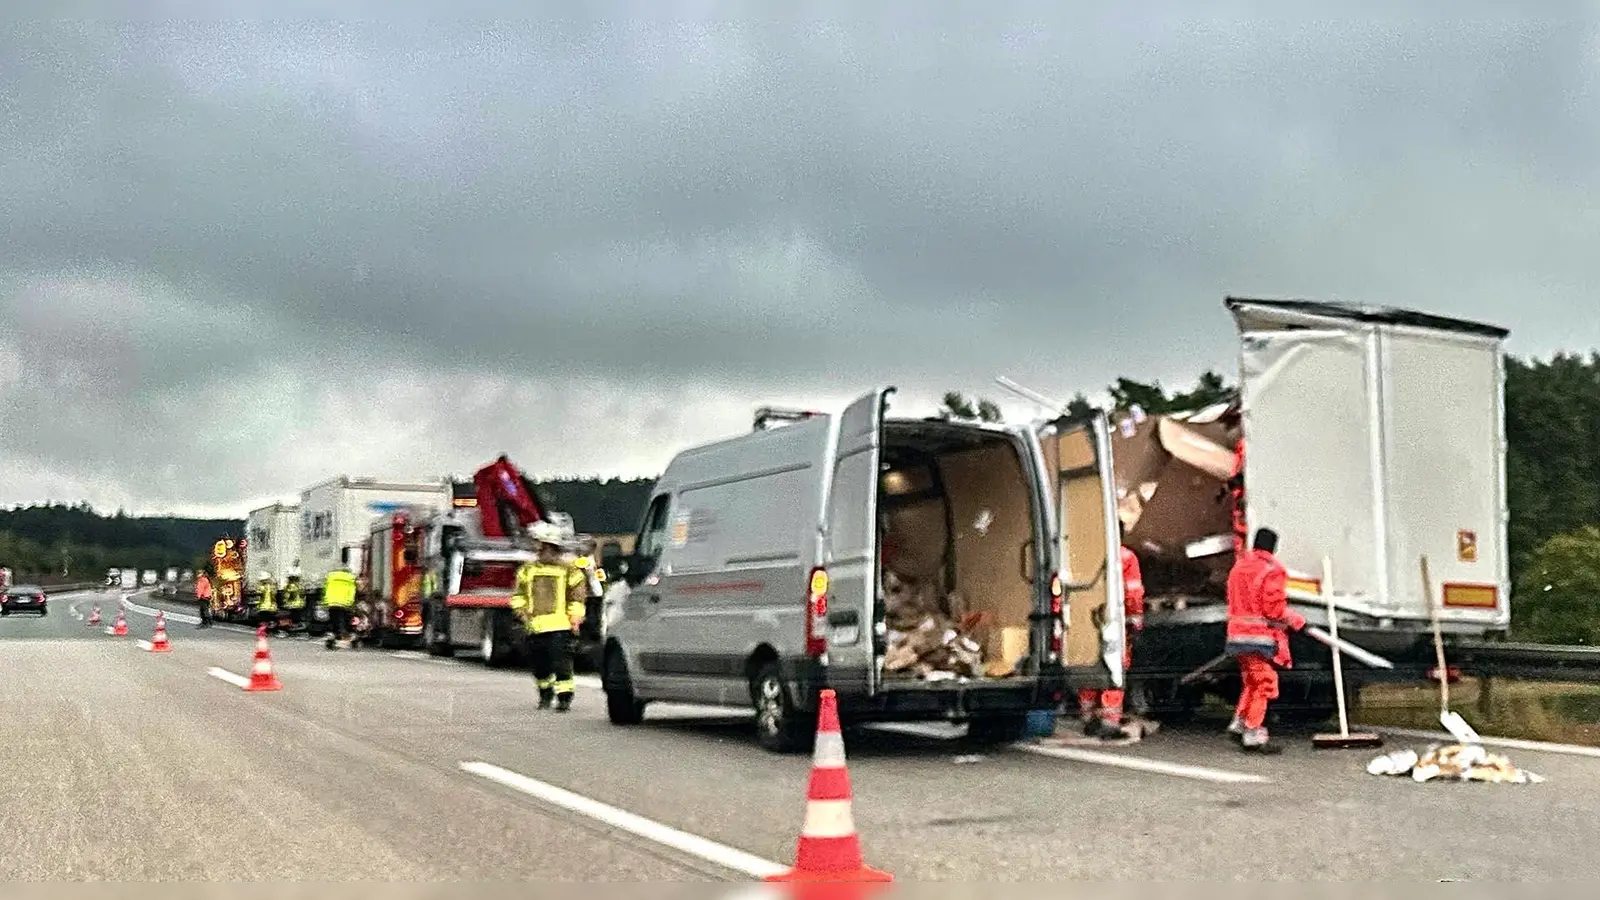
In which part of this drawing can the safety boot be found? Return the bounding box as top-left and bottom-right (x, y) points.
(1240, 727), (1282, 755)
(555, 693), (573, 713)
(537, 688), (554, 709)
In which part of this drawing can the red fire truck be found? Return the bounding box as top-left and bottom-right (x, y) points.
(355, 456), (599, 663)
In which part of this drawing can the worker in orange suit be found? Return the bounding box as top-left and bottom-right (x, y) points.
(1225, 527), (1305, 754)
(1079, 530), (1146, 739)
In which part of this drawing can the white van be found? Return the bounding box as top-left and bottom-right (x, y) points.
(600, 390), (1126, 752)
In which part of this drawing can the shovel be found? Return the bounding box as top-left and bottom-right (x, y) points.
(1311, 556), (1383, 750)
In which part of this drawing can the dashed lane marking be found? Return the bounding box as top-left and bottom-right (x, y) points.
(206, 667), (251, 689)
(458, 761), (787, 879)
(1016, 742), (1271, 784)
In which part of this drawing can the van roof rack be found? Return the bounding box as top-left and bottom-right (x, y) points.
(753, 406), (825, 431)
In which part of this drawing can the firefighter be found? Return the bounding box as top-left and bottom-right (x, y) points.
(253, 572), (279, 634)
(509, 521), (588, 711)
(1079, 526), (1147, 739)
(281, 570), (306, 630)
(322, 565), (358, 648)
(195, 572), (214, 628)
(1224, 527), (1306, 754)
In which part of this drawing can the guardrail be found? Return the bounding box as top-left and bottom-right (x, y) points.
(1452, 639), (1600, 683)
(41, 583), (105, 594)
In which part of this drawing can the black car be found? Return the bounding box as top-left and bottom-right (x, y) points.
(0, 584), (47, 616)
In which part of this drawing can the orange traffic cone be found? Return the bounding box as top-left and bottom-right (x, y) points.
(148, 611), (172, 653)
(87, 605), (101, 626)
(244, 625), (282, 692)
(765, 689), (892, 885)
(111, 611), (129, 636)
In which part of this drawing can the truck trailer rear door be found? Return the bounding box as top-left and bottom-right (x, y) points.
(822, 387), (895, 697)
(1047, 411), (1128, 690)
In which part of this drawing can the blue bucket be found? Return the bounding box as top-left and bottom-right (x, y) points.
(1024, 708), (1058, 738)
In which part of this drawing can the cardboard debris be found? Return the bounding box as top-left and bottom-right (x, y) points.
(1109, 410), (1240, 602)
(1367, 743), (1545, 785)
(882, 568), (1000, 681)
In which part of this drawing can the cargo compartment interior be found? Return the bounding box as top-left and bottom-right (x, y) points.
(876, 421), (1036, 682)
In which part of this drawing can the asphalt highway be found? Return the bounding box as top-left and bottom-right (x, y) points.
(2, 589), (1597, 882)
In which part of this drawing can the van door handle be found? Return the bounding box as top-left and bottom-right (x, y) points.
(827, 609), (859, 627)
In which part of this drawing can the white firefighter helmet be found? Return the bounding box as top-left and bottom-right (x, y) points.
(527, 520), (565, 547)
(257, 571), (272, 582)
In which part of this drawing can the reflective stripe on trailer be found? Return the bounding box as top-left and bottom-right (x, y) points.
(1441, 583), (1498, 609)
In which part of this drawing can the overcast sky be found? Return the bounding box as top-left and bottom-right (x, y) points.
(3, 6), (1599, 518)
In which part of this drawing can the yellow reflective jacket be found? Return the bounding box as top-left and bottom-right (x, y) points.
(282, 582), (306, 610)
(509, 561), (587, 634)
(323, 570), (358, 609)
(255, 583), (277, 614)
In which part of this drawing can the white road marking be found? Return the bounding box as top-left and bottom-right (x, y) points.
(1017, 742), (1270, 784)
(122, 597), (200, 626)
(388, 651), (457, 665)
(207, 667), (251, 689)
(1363, 725), (1600, 761)
(135, 639), (153, 651)
(459, 761), (787, 879)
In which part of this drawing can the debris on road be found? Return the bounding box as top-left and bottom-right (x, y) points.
(1367, 743), (1545, 784)
(952, 754), (986, 765)
(1038, 716), (1160, 748)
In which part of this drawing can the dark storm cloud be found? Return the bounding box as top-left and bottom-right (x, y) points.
(2, 5), (1598, 512)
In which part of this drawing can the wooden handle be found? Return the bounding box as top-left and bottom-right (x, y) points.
(1422, 554), (1449, 715)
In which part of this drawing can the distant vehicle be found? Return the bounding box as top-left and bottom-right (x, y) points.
(119, 570), (137, 590)
(1, 584), (47, 617)
(164, 568), (179, 584)
(140, 570), (157, 587)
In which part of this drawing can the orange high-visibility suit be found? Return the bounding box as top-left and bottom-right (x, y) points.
(1225, 546), (1305, 749)
(1229, 438), (1248, 554)
(1079, 546), (1146, 734)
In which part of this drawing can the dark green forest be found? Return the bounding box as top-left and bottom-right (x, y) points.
(6, 355), (1599, 644)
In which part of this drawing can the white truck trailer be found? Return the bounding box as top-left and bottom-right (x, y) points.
(1077, 297), (1511, 723)
(243, 502), (302, 588)
(297, 476), (454, 605)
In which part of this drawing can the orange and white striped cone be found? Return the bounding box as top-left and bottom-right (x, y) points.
(111, 611), (129, 636)
(87, 605), (101, 626)
(244, 624), (282, 692)
(149, 611), (172, 653)
(765, 689), (892, 885)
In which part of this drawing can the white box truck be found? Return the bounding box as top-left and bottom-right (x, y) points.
(298, 476), (453, 604)
(243, 502), (302, 587)
(1074, 297), (1511, 723)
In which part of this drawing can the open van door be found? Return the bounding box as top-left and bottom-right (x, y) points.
(822, 387), (895, 697)
(1046, 411), (1128, 690)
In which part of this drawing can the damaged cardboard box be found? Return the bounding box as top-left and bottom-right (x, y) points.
(1110, 407), (1240, 600)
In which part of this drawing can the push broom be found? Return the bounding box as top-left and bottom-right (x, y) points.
(1312, 556), (1383, 750)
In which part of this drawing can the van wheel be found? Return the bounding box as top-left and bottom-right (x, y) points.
(751, 663), (815, 754)
(604, 651), (646, 726)
(966, 714), (1029, 746)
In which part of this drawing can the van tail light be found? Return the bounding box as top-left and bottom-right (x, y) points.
(805, 567), (829, 658)
(1049, 573), (1064, 656)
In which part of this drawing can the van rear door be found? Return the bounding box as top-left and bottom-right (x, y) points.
(822, 387), (895, 696)
(1045, 411), (1128, 690)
